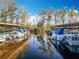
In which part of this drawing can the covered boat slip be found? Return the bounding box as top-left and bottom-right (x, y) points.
(0, 23), (21, 32)
(0, 23), (30, 59)
(52, 22), (79, 29)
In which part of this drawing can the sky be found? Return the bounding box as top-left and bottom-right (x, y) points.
(15, 0), (79, 15)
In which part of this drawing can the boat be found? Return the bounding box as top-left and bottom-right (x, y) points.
(61, 34), (79, 53)
(0, 23), (30, 59)
(49, 23), (79, 54)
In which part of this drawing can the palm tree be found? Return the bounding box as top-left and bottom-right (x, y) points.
(59, 8), (66, 24)
(19, 11), (27, 25)
(8, 2), (17, 23)
(69, 7), (77, 23)
(53, 10), (58, 25)
(0, 0), (7, 23)
(0, 0), (17, 23)
(40, 8), (52, 31)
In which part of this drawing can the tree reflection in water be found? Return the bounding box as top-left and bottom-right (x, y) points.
(37, 35), (54, 56)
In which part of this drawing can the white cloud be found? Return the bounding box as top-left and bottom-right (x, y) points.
(74, 10), (78, 13)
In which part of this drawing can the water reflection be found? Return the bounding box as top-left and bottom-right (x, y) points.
(17, 34), (63, 59)
(37, 35), (54, 55)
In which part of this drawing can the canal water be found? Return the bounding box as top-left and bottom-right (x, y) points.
(17, 34), (63, 59)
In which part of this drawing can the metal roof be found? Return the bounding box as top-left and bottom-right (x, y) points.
(52, 22), (79, 29)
